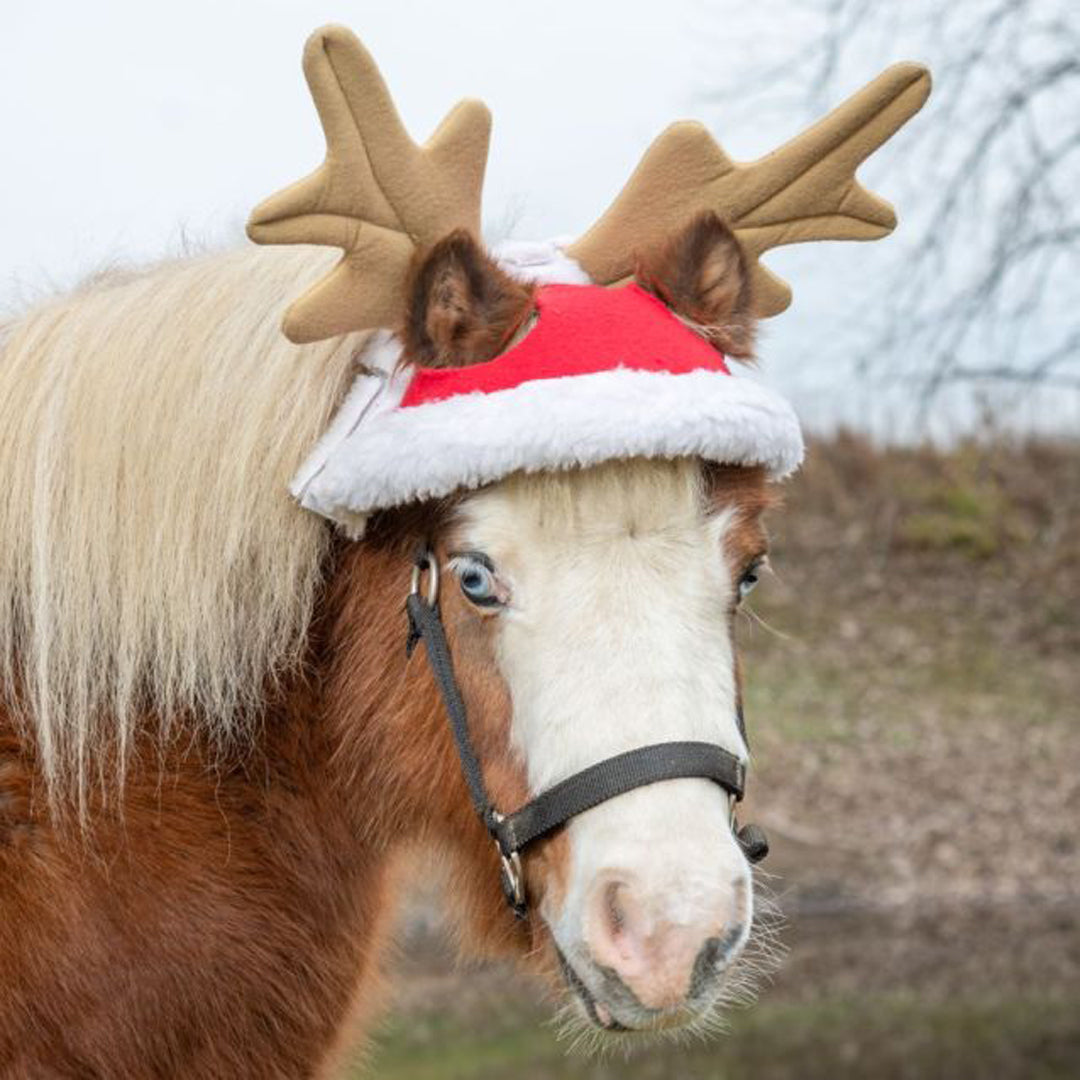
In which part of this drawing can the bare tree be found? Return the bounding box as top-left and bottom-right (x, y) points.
(714, 0), (1080, 409)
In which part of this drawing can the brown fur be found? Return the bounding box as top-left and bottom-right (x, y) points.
(703, 465), (775, 750)
(636, 212), (757, 360)
(0, 463), (771, 1077)
(401, 230), (535, 369)
(704, 463), (776, 579)
(403, 214), (755, 372)
(0, 514), (537, 1078)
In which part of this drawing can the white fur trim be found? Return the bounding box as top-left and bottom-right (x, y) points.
(296, 366), (804, 523)
(290, 331), (404, 538)
(493, 237), (591, 285)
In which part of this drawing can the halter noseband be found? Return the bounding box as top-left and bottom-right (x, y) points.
(405, 549), (768, 919)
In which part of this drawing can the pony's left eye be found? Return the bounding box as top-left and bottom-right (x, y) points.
(738, 560), (765, 601)
(453, 555), (503, 608)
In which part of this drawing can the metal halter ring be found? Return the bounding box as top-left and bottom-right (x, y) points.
(490, 811), (526, 916)
(410, 552), (439, 606)
(499, 848), (526, 914)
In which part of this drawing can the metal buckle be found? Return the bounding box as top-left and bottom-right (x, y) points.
(410, 551), (440, 606)
(489, 811), (527, 918)
(499, 849), (526, 916)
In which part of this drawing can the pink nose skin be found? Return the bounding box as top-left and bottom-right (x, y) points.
(581, 873), (749, 1012)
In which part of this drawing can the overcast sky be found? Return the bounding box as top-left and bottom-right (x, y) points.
(4, 1), (780, 292)
(3, 1), (1073, 438)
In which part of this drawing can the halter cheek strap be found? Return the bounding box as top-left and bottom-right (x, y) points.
(405, 549), (768, 920)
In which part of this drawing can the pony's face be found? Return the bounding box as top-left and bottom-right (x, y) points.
(442, 457), (771, 1033)
(398, 212), (773, 1033)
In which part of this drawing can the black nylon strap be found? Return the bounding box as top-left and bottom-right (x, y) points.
(407, 581), (749, 850)
(491, 741), (745, 856)
(405, 591), (494, 825)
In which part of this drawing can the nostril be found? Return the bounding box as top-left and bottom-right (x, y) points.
(696, 935), (723, 971)
(604, 881), (627, 939)
(689, 923), (747, 998)
(591, 879), (647, 972)
(584, 876), (650, 975)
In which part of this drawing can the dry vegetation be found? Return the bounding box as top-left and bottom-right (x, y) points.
(746, 433), (1080, 908)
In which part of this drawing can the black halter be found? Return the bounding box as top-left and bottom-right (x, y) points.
(404, 549), (768, 919)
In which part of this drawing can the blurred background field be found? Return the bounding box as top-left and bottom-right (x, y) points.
(4, 2), (1079, 1076)
(360, 434), (1080, 1079)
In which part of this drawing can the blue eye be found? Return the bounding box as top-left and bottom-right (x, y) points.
(455, 555), (502, 607)
(738, 560), (764, 601)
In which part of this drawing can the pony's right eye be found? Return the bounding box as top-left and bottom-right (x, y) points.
(451, 554), (505, 609)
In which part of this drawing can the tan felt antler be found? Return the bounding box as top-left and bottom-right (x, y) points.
(567, 62), (931, 317)
(247, 26), (491, 343)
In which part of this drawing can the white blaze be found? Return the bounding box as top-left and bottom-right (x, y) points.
(456, 459), (752, 1020)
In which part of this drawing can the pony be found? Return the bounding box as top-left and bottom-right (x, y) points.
(0, 213), (782, 1077)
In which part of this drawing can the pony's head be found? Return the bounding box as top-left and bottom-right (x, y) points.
(385, 214), (778, 1034)
(249, 29), (924, 1034)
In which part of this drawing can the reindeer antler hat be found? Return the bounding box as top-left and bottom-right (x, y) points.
(250, 26), (929, 529)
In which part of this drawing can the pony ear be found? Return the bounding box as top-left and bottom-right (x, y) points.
(402, 230), (535, 368)
(635, 211), (756, 360)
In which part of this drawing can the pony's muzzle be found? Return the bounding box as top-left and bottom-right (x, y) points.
(577, 869), (751, 1019)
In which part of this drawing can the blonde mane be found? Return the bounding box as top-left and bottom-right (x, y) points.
(0, 245), (364, 803)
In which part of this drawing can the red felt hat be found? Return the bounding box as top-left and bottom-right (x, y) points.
(293, 278), (802, 527)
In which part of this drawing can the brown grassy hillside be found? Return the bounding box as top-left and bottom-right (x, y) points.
(745, 434), (1079, 908)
